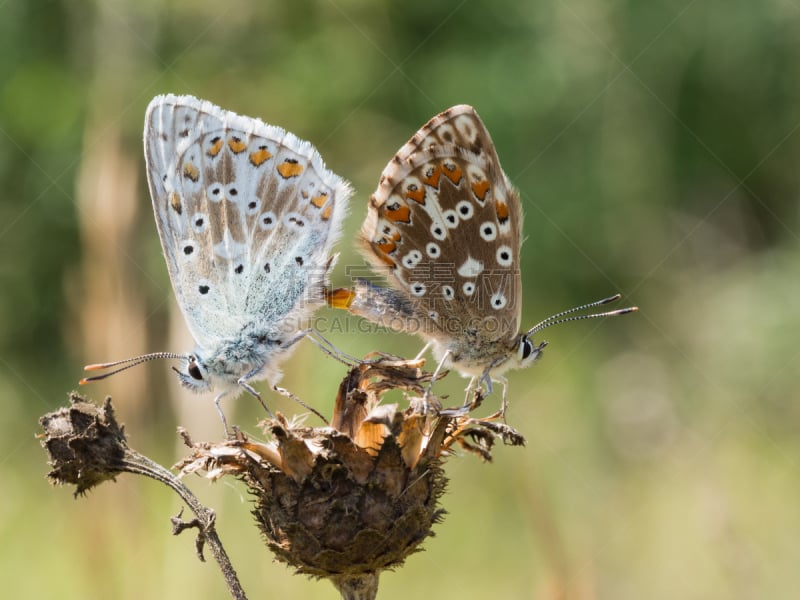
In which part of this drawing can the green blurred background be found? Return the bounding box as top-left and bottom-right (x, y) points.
(3, 0), (799, 598)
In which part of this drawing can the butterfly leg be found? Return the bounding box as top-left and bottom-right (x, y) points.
(464, 375), (481, 408)
(440, 375), (480, 417)
(479, 371), (494, 396)
(414, 341), (432, 362)
(464, 375), (477, 395)
(470, 367), (494, 403)
(307, 328), (360, 366)
(237, 370), (276, 420)
(273, 384), (329, 425)
(420, 349), (450, 414)
(495, 375), (510, 422)
(213, 391), (232, 437)
(455, 368), (494, 415)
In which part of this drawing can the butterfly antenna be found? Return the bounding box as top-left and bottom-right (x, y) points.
(80, 352), (186, 384)
(525, 294), (637, 337)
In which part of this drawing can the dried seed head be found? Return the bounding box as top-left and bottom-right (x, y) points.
(177, 354), (525, 596)
(39, 393), (128, 496)
(249, 417), (447, 578)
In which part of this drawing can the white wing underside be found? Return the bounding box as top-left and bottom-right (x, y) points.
(144, 95), (351, 350)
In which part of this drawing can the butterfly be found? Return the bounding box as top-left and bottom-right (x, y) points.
(332, 105), (636, 415)
(82, 94), (352, 431)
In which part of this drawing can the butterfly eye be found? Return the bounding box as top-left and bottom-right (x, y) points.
(187, 360), (203, 380)
(521, 338), (534, 360)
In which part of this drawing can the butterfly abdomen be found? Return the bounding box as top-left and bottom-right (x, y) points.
(345, 278), (419, 334)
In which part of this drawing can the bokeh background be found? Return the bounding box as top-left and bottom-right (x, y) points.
(3, 0), (799, 598)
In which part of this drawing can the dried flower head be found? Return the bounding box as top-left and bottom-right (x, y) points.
(177, 354), (525, 597)
(39, 394), (129, 495)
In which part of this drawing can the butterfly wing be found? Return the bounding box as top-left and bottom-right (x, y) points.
(358, 106), (523, 355)
(145, 95), (351, 350)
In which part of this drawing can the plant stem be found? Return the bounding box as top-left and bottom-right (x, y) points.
(122, 450), (247, 600)
(331, 573), (380, 600)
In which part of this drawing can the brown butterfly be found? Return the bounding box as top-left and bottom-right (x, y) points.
(331, 105), (636, 415)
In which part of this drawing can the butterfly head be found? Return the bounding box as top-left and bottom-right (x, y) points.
(172, 354), (212, 393)
(512, 334), (547, 370)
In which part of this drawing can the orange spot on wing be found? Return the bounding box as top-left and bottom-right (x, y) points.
(404, 186), (425, 204)
(375, 237), (397, 254)
(471, 179), (490, 201)
(321, 205), (333, 220)
(207, 137), (224, 157)
(324, 288), (356, 309)
(443, 162), (463, 185)
(385, 204), (411, 223)
(169, 191), (182, 214)
(371, 244), (397, 267)
(374, 232), (400, 255)
(422, 165), (441, 188)
(495, 200), (510, 222)
(182, 162), (199, 182)
(228, 137), (247, 154)
(311, 193), (329, 209)
(249, 148), (272, 166)
(277, 160), (304, 178)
